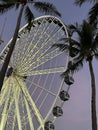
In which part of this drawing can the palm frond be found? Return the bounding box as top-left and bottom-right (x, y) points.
(67, 38), (80, 57)
(69, 23), (79, 30)
(24, 6), (35, 30)
(72, 58), (84, 72)
(53, 37), (80, 57)
(88, 3), (98, 26)
(95, 53), (98, 59)
(69, 38), (80, 47)
(74, 0), (96, 6)
(69, 46), (79, 57)
(0, 3), (15, 14)
(57, 37), (80, 47)
(52, 44), (69, 52)
(61, 58), (84, 77)
(58, 38), (69, 42)
(92, 33), (98, 52)
(80, 21), (94, 46)
(68, 23), (82, 37)
(33, 2), (61, 17)
(74, 0), (87, 6)
(0, 0), (21, 4)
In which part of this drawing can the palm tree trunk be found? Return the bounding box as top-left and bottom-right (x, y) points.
(88, 60), (97, 130)
(0, 4), (25, 92)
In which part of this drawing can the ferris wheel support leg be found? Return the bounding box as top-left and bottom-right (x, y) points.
(24, 96), (35, 130)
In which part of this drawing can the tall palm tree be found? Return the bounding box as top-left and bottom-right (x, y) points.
(74, 0), (98, 26)
(54, 20), (98, 130)
(0, 0), (61, 92)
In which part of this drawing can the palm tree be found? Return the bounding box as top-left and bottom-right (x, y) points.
(0, 0), (61, 92)
(54, 20), (98, 130)
(74, 0), (98, 26)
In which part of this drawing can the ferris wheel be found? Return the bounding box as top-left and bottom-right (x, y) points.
(0, 15), (74, 130)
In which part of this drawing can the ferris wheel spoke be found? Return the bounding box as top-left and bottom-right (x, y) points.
(37, 74), (57, 110)
(26, 79), (57, 97)
(6, 96), (15, 129)
(12, 112), (17, 130)
(29, 23), (64, 61)
(0, 79), (9, 106)
(18, 19), (51, 65)
(24, 96), (35, 130)
(16, 25), (65, 71)
(34, 74), (49, 104)
(15, 77), (44, 129)
(22, 87), (44, 129)
(17, 48), (64, 74)
(14, 88), (22, 130)
(27, 24), (61, 61)
(20, 66), (65, 76)
(14, 26), (42, 68)
(13, 19), (49, 69)
(44, 79), (64, 122)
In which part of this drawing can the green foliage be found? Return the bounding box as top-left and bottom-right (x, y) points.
(0, 3), (15, 14)
(74, 0), (98, 27)
(33, 2), (61, 17)
(54, 20), (98, 75)
(24, 5), (34, 30)
(0, 0), (61, 29)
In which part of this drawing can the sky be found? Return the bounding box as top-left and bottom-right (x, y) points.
(0, 1), (98, 130)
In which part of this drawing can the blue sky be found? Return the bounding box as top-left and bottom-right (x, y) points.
(0, 1), (98, 130)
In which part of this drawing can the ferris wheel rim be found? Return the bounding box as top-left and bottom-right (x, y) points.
(0, 15), (71, 130)
(0, 15), (68, 57)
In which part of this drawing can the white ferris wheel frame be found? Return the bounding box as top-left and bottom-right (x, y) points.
(0, 15), (71, 130)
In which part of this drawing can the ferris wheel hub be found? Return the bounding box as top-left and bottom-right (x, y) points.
(6, 67), (13, 77)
